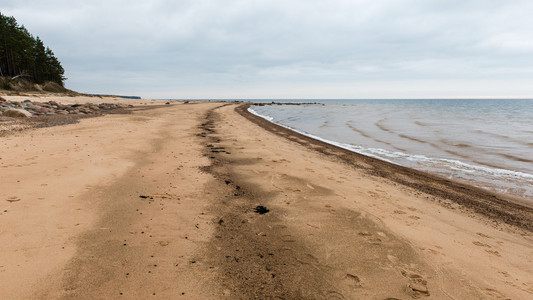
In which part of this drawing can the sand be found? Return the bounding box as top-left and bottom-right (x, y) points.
(0, 98), (532, 299)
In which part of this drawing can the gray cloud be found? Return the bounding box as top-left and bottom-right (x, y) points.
(3, 0), (533, 98)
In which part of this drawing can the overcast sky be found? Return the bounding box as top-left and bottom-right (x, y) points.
(3, 0), (533, 99)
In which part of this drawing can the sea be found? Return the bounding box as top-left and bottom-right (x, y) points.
(247, 99), (533, 202)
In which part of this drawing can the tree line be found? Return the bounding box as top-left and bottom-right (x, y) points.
(0, 12), (65, 86)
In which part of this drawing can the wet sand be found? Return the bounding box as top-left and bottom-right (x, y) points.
(1, 99), (532, 299)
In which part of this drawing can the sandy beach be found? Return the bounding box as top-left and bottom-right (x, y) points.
(1, 97), (532, 299)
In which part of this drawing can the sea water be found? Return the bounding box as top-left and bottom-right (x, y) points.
(249, 99), (533, 201)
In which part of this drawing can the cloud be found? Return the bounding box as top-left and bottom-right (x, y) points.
(3, 0), (533, 98)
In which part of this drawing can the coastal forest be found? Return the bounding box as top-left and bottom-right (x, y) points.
(0, 13), (65, 87)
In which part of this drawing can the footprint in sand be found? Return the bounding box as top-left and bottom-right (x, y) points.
(476, 232), (493, 239)
(472, 241), (491, 248)
(482, 288), (506, 298)
(376, 232), (387, 238)
(306, 223), (320, 229)
(325, 291), (345, 299)
(281, 235), (296, 242)
(345, 273), (363, 288)
(357, 231), (382, 244)
(367, 191), (379, 198)
(6, 196), (20, 203)
(401, 270), (430, 297)
(486, 250), (501, 257)
(387, 255), (399, 263)
(367, 190), (390, 199)
(295, 253), (320, 267)
(498, 271), (511, 278)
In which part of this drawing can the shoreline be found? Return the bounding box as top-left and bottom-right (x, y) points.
(1, 97), (532, 298)
(248, 101), (533, 203)
(237, 103), (533, 231)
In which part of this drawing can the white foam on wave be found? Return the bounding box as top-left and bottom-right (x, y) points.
(248, 106), (533, 183)
(249, 107), (396, 163)
(248, 107), (274, 121)
(438, 158), (533, 180)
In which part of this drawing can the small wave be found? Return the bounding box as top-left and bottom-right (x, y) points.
(440, 139), (472, 148)
(444, 149), (473, 160)
(398, 133), (426, 143)
(375, 120), (445, 152)
(346, 122), (407, 152)
(362, 147), (533, 181)
(319, 121), (330, 129)
(248, 107), (395, 163)
(248, 108), (273, 121)
(248, 106), (533, 183)
(440, 138), (533, 164)
(499, 154), (533, 164)
(347, 123), (372, 139)
(374, 119), (391, 132)
(397, 133), (449, 154)
(475, 129), (533, 148)
(414, 121), (428, 127)
(437, 158), (533, 180)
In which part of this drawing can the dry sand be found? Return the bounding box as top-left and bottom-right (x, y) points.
(0, 98), (532, 299)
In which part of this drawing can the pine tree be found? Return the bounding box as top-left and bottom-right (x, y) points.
(0, 12), (65, 86)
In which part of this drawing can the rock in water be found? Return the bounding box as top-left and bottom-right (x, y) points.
(3, 109), (32, 118)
